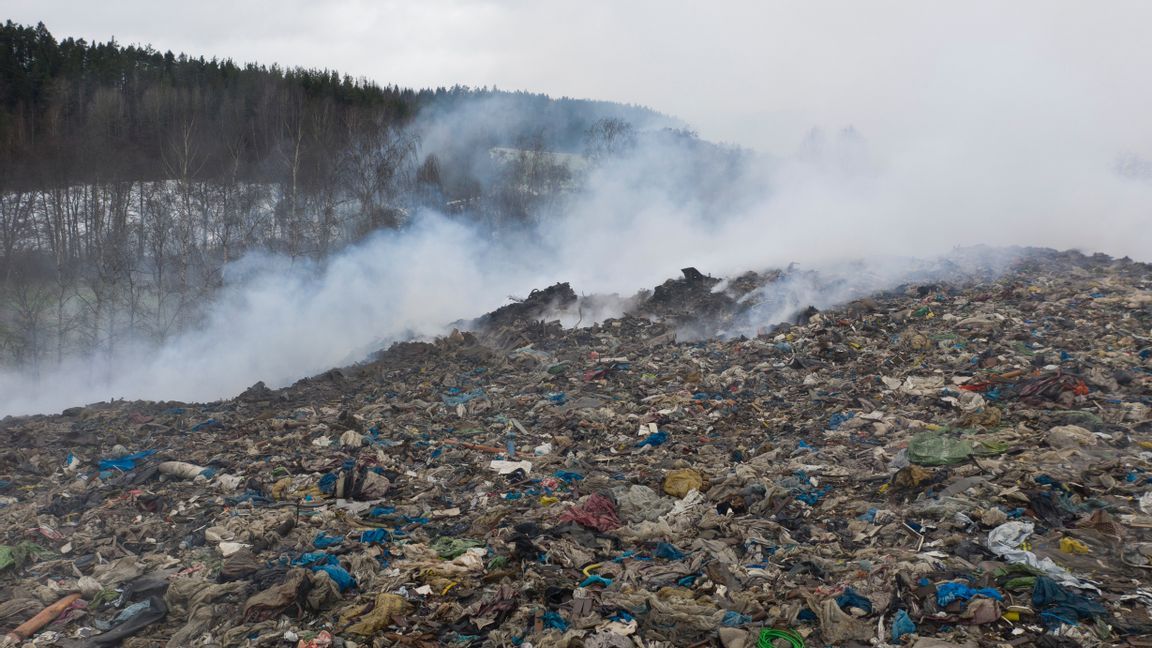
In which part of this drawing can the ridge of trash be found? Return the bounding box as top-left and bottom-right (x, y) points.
(1, 246), (1151, 648)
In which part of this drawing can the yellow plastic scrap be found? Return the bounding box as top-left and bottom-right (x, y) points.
(663, 468), (704, 498)
(891, 465), (933, 490)
(269, 477), (293, 500)
(297, 485), (324, 500)
(539, 495), (559, 506)
(269, 477), (324, 502)
(909, 334), (930, 351)
(1059, 537), (1091, 554)
(344, 592), (411, 635)
(1002, 611), (1021, 622)
(1138, 441), (1152, 450)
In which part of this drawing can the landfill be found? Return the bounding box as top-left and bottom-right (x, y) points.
(1, 247), (1151, 647)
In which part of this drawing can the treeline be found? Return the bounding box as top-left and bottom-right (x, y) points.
(0, 21), (685, 372)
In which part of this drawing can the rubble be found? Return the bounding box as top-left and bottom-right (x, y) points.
(1, 248), (1152, 647)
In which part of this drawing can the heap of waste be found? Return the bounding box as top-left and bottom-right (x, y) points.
(2, 247), (1152, 647)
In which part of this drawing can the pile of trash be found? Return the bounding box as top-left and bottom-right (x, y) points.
(2, 248), (1151, 647)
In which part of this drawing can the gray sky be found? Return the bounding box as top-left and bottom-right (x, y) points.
(8, 0), (1152, 154)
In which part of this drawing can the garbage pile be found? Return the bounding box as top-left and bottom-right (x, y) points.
(2, 248), (1151, 647)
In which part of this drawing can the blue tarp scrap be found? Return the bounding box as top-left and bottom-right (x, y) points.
(653, 542), (685, 560)
(795, 487), (830, 505)
(313, 533), (344, 549)
(636, 430), (668, 447)
(611, 611), (634, 622)
(313, 564), (355, 591)
(290, 552), (356, 591)
(317, 473), (337, 494)
(790, 470), (831, 505)
(828, 412), (855, 430)
(1032, 576), (1108, 625)
(359, 529), (390, 544)
(291, 552), (330, 567)
(98, 450), (158, 471)
(541, 611), (568, 631)
(224, 491), (274, 507)
(835, 587), (873, 614)
(721, 610), (752, 626)
(442, 389), (486, 406)
(190, 418), (221, 432)
(579, 574), (612, 588)
(891, 609), (916, 641)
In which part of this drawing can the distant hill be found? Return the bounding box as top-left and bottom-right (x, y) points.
(0, 20), (672, 190)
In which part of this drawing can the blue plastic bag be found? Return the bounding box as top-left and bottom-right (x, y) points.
(891, 609), (916, 641)
(314, 563), (356, 591)
(836, 586), (873, 614)
(653, 542), (685, 560)
(636, 431), (668, 447)
(359, 529), (390, 544)
(936, 582), (1003, 607)
(313, 533), (344, 549)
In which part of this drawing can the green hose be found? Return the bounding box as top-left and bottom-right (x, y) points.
(757, 628), (805, 648)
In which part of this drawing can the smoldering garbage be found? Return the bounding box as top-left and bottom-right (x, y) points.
(1, 248), (1152, 647)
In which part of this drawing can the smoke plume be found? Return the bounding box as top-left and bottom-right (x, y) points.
(2, 64), (1151, 416)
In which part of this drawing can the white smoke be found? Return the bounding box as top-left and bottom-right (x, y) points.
(3, 79), (1152, 416)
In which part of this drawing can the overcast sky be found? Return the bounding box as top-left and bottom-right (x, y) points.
(8, 0), (1152, 155)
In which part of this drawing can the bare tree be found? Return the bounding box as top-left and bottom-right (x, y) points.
(0, 191), (35, 283)
(340, 112), (418, 238)
(584, 117), (636, 163)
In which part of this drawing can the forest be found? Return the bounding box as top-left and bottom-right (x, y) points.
(0, 21), (711, 373)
